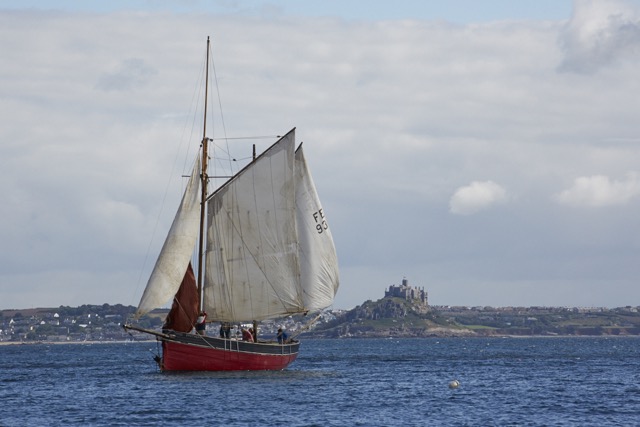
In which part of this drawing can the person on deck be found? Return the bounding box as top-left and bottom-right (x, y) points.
(195, 311), (207, 336)
(219, 322), (231, 339)
(241, 328), (254, 342)
(277, 328), (288, 344)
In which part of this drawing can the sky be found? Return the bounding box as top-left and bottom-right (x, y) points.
(2, 0), (640, 311)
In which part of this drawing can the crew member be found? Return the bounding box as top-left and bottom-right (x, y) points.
(195, 311), (207, 335)
(241, 327), (254, 342)
(277, 327), (288, 344)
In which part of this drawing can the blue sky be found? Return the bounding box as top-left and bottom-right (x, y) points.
(2, 1), (640, 311)
(3, 0), (574, 22)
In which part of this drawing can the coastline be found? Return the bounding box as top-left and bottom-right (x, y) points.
(0, 340), (155, 346)
(1, 334), (638, 346)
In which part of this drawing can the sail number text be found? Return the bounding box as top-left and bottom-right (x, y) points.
(313, 209), (329, 234)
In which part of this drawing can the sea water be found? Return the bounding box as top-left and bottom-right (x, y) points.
(0, 337), (639, 426)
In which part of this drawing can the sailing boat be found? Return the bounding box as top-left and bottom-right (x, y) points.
(123, 38), (339, 371)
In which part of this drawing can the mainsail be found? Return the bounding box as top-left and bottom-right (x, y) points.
(135, 154), (202, 318)
(203, 131), (301, 321)
(203, 129), (339, 322)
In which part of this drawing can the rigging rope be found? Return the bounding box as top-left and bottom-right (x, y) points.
(289, 312), (323, 340)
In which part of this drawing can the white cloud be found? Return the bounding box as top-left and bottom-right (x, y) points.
(96, 58), (157, 92)
(554, 172), (640, 207)
(559, 0), (640, 73)
(2, 4), (640, 310)
(449, 181), (507, 215)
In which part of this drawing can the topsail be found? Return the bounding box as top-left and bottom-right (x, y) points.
(295, 145), (339, 311)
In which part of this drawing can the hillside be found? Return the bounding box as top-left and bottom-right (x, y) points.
(306, 298), (640, 338)
(305, 297), (467, 338)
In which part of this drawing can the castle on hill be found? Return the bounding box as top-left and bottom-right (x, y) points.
(384, 277), (428, 306)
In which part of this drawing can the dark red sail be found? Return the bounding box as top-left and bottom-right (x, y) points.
(162, 262), (199, 333)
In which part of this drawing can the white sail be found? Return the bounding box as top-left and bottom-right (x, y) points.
(203, 131), (303, 322)
(295, 146), (339, 311)
(135, 154), (202, 318)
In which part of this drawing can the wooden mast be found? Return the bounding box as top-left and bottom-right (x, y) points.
(197, 37), (210, 311)
(252, 143), (257, 341)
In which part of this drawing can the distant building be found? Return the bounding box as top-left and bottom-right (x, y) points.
(385, 277), (428, 306)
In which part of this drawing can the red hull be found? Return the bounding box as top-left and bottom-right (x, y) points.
(160, 338), (299, 371)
